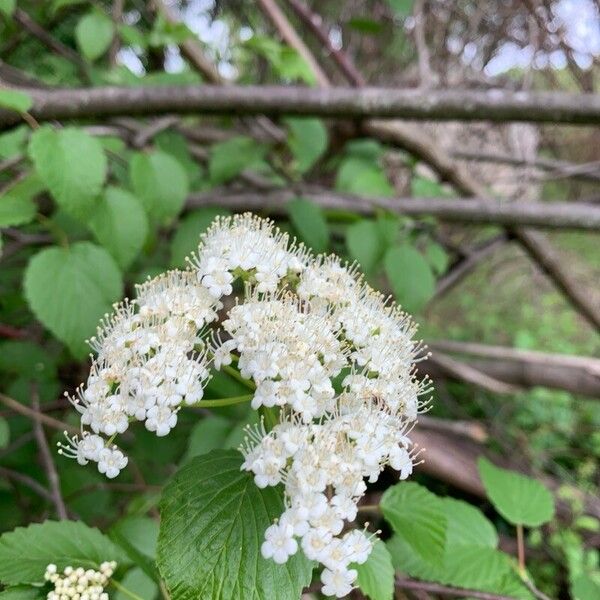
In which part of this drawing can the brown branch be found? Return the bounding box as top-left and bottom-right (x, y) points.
(31, 384), (68, 519)
(395, 577), (517, 600)
(0, 465), (54, 502)
(418, 415), (488, 443)
(187, 187), (600, 231)
(2, 85), (600, 128)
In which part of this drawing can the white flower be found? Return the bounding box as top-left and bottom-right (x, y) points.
(261, 522), (298, 564)
(343, 530), (372, 564)
(145, 405), (178, 437)
(97, 447), (128, 479)
(320, 567), (357, 598)
(44, 561), (116, 600)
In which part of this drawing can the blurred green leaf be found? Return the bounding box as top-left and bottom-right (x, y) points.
(0, 521), (128, 586)
(0, 195), (36, 227)
(386, 0), (414, 17)
(24, 242), (122, 357)
(130, 151), (189, 225)
(0, 0), (15, 17)
(346, 220), (383, 273)
(114, 568), (157, 600)
(89, 186), (149, 269)
(354, 539), (394, 600)
(425, 241), (449, 275)
(208, 136), (267, 184)
(347, 17), (383, 34)
(384, 244), (435, 312)
(288, 198), (329, 252)
(0, 126), (28, 158)
(0, 417), (9, 449)
(285, 117), (328, 173)
(0, 586), (45, 600)
(336, 157), (394, 197)
(478, 457), (555, 527)
(75, 11), (114, 61)
(170, 207), (230, 268)
(381, 482), (447, 563)
(0, 89), (32, 114)
(29, 126), (107, 219)
(183, 415), (232, 463)
(411, 175), (449, 198)
(118, 24), (147, 49)
(572, 574), (600, 600)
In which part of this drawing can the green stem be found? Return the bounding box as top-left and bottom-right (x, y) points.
(195, 394), (254, 408)
(221, 364), (256, 391)
(111, 579), (145, 600)
(260, 406), (279, 431)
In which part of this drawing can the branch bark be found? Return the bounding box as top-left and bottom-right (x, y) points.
(2, 85), (600, 127)
(188, 187), (600, 231)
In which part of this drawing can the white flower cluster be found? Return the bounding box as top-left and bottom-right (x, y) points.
(44, 561), (115, 600)
(64, 213), (430, 598)
(59, 271), (219, 478)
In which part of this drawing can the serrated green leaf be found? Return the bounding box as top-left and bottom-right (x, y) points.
(0, 521), (128, 586)
(0, 195), (37, 227)
(24, 242), (122, 358)
(89, 186), (149, 269)
(157, 449), (313, 600)
(29, 126), (107, 219)
(130, 151), (189, 225)
(0, 89), (32, 113)
(0, 416), (9, 449)
(354, 539), (394, 600)
(442, 497), (498, 548)
(285, 117), (328, 173)
(75, 11), (114, 61)
(425, 241), (449, 275)
(288, 198), (329, 252)
(478, 457), (555, 527)
(381, 482), (446, 563)
(346, 220), (384, 273)
(0, 586), (46, 600)
(170, 207), (230, 268)
(208, 136), (268, 184)
(384, 244), (435, 313)
(183, 415), (232, 463)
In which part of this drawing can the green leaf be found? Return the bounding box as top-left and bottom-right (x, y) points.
(0, 89), (32, 113)
(118, 24), (147, 49)
(0, 586), (46, 600)
(336, 157), (394, 197)
(346, 220), (384, 273)
(572, 574), (600, 600)
(130, 151), (189, 225)
(478, 457), (555, 527)
(0, 520), (127, 586)
(425, 241), (449, 275)
(0, 126), (28, 158)
(0, 195), (37, 227)
(75, 11), (114, 61)
(110, 516), (159, 582)
(208, 136), (267, 184)
(24, 242), (122, 357)
(0, 0), (16, 17)
(411, 175), (448, 197)
(29, 126), (107, 219)
(384, 244), (436, 313)
(89, 186), (149, 269)
(285, 118), (328, 173)
(0, 416), (9, 449)
(442, 498), (498, 548)
(114, 568), (157, 600)
(288, 198), (329, 253)
(381, 482), (446, 564)
(183, 415), (232, 463)
(386, 0), (414, 17)
(170, 207), (230, 268)
(354, 539), (394, 600)
(0, 341), (57, 381)
(157, 449), (313, 600)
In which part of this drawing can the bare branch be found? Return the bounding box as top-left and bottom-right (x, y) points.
(395, 577), (518, 600)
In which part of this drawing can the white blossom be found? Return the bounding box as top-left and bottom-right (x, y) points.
(44, 561), (115, 600)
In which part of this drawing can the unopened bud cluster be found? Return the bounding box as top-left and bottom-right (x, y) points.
(63, 214), (430, 597)
(44, 561), (115, 599)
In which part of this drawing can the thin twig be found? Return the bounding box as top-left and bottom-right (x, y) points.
(0, 465), (54, 502)
(31, 383), (68, 519)
(395, 577), (517, 600)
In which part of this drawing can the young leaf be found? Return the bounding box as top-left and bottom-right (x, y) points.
(288, 198), (329, 252)
(170, 207), (230, 268)
(0, 521), (127, 586)
(157, 449), (313, 599)
(89, 186), (149, 269)
(0, 89), (33, 114)
(381, 482), (447, 563)
(478, 457), (555, 527)
(208, 136), (267, 184)
(29, 126), (107, 219)
(24, 242), (122, 358)
(75, 11), (114, 61)
(285, 117), (328, 173)
(346, 219), (384, 273)
(354, 539), (394, 600)
(130, 151), (189, 225)
(384, 244), (436, 313)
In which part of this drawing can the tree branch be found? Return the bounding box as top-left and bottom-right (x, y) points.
(2, 85), (600, 127)
(395, 577), (518, 600)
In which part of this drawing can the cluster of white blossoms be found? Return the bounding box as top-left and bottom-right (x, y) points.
(44, 561), (115, 599)
(63, 213), (430, 597)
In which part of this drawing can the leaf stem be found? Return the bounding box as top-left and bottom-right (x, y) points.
(195, 394), (254, 408)
(111, 579), (146, 600)
(516, 523), (526, 576)
(221, 364), (256, 391)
